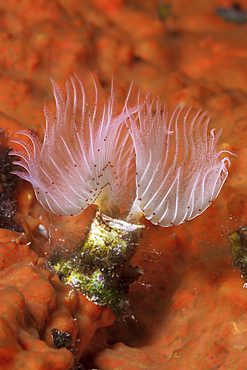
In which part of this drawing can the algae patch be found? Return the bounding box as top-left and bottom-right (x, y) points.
(50, 209), (144, 315)
(229, 225), (247, 279)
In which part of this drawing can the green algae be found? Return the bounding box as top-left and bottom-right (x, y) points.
(50, 209), (144, 315)
(229, 226), (247, 279)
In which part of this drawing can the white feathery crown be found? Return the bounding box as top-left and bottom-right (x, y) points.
(10, 74), (231, 227)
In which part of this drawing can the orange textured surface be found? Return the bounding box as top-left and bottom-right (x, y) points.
(0, 224), (116, 370)
(0, 0), (247, 369)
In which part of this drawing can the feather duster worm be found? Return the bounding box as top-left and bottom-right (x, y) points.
(9, 74), (231, 312)
(10, 74), (136, 219)
(125, 96), (230, 226)
(10, 74), (230, 227)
